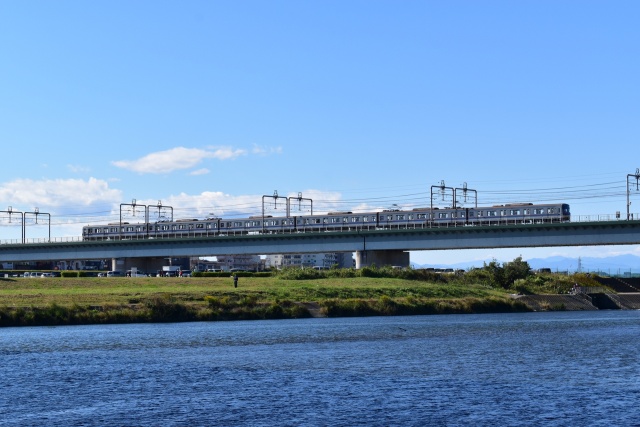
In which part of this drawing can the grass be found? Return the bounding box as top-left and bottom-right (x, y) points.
(0, 275), (529, 326)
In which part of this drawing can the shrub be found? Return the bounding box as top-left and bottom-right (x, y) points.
(61, 271), (79, 278)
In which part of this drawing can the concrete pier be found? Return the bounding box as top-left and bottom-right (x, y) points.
(355, 250), (409, 269)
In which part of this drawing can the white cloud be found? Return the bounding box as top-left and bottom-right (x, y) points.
(112, 146), (248, 174)
(252, 144), (283, 156)
(67, 164), (91, 173)
(0, 177), (121, 209)
(190, 168), (210, 176)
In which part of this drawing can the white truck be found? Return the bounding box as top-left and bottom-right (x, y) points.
(127, 268), (148, 277)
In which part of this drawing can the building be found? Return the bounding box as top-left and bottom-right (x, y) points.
(264, 252), (354, 269)
(193, 255), (263, 272)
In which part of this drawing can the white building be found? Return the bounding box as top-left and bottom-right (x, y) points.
(194, 255), (263, 272)
(265, 252), (354, 269)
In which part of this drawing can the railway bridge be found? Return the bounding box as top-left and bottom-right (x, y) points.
(1, 220), (640, 270)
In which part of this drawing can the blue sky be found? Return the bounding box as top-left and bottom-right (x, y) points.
(1, 1), (639, 265)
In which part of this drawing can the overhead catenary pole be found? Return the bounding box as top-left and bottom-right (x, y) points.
(286, 192), (313, 218)
(23, 207), (51, 243)
(627, 168), (640, 220)
(454, 182), (478, 209)
(145, 200), (173, 238)
(262, 191), (279, 233)
(0, 207), (24, 243)
(120, 199), (138, 240)
(431, 180), (455, 219)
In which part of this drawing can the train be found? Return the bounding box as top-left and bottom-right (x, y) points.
(82, 202), (571, 241)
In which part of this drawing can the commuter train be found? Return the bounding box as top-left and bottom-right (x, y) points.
(82, 202), (571, 241)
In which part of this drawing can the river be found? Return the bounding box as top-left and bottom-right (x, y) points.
(1, 311), (639, 426)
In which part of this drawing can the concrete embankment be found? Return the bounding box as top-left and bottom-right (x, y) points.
(514, 293), (640, 311)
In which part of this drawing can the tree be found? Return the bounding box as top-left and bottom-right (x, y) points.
(484, 259), (506, 288)
(503, 257), (532, 287)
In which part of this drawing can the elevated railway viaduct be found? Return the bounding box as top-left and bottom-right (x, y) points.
(1, 220), (640, 270)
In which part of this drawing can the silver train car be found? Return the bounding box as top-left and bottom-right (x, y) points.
(82, 202), (570, 241)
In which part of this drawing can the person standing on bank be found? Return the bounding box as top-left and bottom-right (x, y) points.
(233, 274), (238, 288)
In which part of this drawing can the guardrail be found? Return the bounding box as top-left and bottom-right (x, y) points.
(2, 213), (639, 245)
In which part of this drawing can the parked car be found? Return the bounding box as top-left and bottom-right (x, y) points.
(106, 271), (123, 277)
(180, 270), (192, 277)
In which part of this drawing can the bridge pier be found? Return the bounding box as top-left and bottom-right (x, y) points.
(355, 250), (410, 269)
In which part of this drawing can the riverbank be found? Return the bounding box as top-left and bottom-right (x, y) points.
(0, 276), (531, 326)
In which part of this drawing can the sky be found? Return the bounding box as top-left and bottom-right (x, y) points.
(1, 1), (639, 266)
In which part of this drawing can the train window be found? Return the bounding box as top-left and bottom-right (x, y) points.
(351, 217), (360, 222)
(323, 218), (328, 224)
(524, 209), (530, 215)
(451, 212), (457, 218)
(510, 210), (520, 215)
(488, 211), (497, 217)
(438, 213), (448, 219)
(500, 210), (507, 216)
(363, 216), (370, 222)
(331, 217), (340, 223)
(417, 214), (427, 219)
(408, 214), (414, 220)
(233, 222), (242, 227)
(343, 217), (348, 223)
(534, 209), (543, 215)
(396, 215), (405, 220)
(196, 223), (204, 229)
(469, 211), (474, 217)
(548, 208), (555, 214)
(460, 212), (465, 218)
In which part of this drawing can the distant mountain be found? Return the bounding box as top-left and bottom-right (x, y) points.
(412, 254), (640, 274)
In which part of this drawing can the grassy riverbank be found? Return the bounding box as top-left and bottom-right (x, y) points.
(0, 275), (530, 326)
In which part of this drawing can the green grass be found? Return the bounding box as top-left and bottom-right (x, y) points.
(0, 275), (528, 326)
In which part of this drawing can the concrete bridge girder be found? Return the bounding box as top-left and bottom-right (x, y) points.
(1, 221), (640, 267)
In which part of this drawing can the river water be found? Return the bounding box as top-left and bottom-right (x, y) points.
(1, 311), (639, 426)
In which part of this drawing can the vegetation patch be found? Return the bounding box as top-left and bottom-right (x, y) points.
(0, 259), (612, 326)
